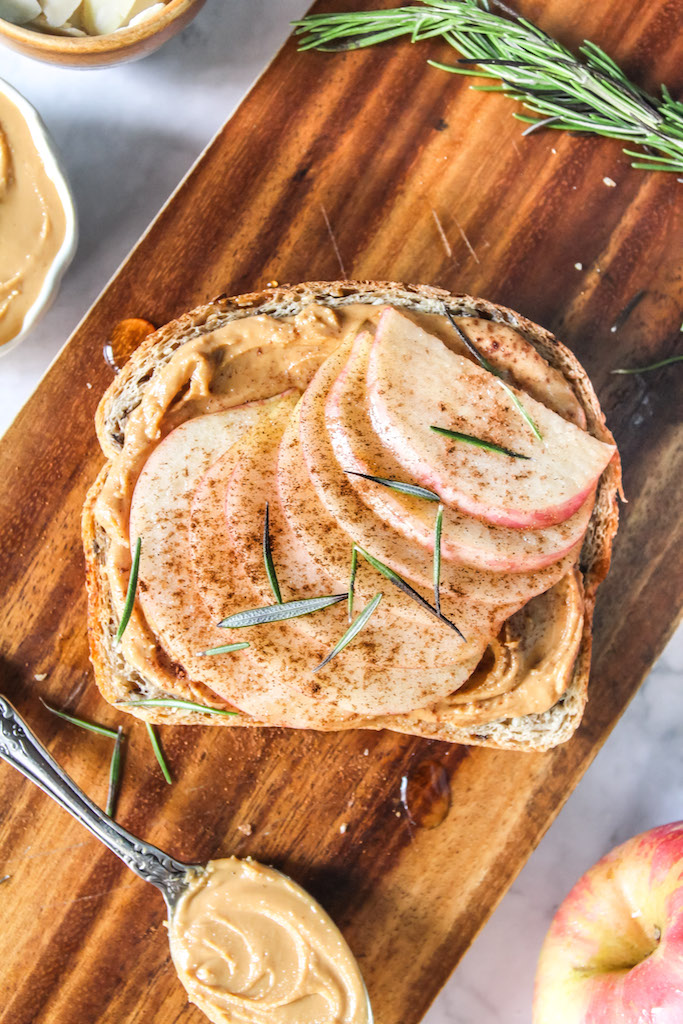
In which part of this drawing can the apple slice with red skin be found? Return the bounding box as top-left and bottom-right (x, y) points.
(129, 398), (278, 644)
(533, 821), (683, 1024)
(224, 398), (486, 673)
(292, 339), (581, 611)
(326, 329), (595, 573)
(367, 308), (615, 529)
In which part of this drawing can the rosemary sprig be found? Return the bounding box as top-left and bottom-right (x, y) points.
(0, 875), (9, 885)
(198, 641), (251, 656)
(445, 309), (542, 440)
(430, 425), (529, 459)
(40, 698), (120, 740)
(116, 537), (141, 644)
(262, 503), (282, 604)
(295, 0), (683, 173)
(611, 355), (683, 374)
(118, 698), (239, 717)
(218, 594), (347, 628)
(106, 726), (124, 818)
(145, 722), (172, 785)
(355, 545), (464, 639)
(346, 470), (440, 502)
(314, 592), (383, 671)
(433, 504), (443, 616)
(347, 546), (358, 623)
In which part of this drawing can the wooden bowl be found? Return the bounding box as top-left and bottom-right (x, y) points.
(0, 0), (206, 68)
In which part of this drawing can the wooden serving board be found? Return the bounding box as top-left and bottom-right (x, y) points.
(1, 2), (681, 1021)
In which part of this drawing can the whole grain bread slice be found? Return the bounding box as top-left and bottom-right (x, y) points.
(83, 280), (621, 751)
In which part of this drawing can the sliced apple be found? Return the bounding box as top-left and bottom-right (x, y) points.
(190, 405), (487, 717)
(367, 308), (615, 529)
(224, 401), (484, 672)
(293, 341), (579, 612)
(327, 330), (595, 572)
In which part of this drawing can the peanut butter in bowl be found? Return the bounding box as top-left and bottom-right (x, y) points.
(0, 78), (76, 355)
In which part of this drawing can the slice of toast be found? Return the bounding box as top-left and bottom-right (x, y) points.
(83, 280), (621, 751)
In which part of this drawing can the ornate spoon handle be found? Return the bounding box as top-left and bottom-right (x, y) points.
(0, 695), (195, 909)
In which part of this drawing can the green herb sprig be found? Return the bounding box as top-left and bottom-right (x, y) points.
(430, 425), (529, 459)
(118, 698), (239, 717)
(106, 727), (124, 818)
(347, 546), (358, 623)
(355, 545), (464, 639)
(315, 592), (383, 671)
(433, 504), (444, 616)
(218, 594), (347, 629)
(116, 537), (141, 644)
(199, 641), (251, 656)
(295, 0), (683, 173)
(145, 722), (172, 785)
(40, 698), (120, 739)
(262, 502), (283, 603)
(611, 355), (683, 374)
(345, 470), (441, 502)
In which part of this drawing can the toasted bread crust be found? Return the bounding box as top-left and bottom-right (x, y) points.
(83, 281), (620, 750)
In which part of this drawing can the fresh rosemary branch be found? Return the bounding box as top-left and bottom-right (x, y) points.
(347, 546), (358, 623)
(295, 0), (683, 173)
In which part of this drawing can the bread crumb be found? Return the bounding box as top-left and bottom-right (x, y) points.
(395, 811), (401, 818)
(603, 176), (617, 187)
(237, 823), (253, 836)
(33, 672), (47, 681)
(574, 263), (582, 271)
(339, 823), (348, 834)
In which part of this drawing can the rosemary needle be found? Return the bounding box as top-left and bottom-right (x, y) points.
(198, 642), (251, 656)
(262, 502), (282, 604)
(218, 594), (347, 628)
(118, 698), (239, 717)
(40, 698), (119, 740)
(611, 355), (683, 374)
(314, 592), (383, 672)
(430, 425), (529, 459)
(355, 545), (464, 639)
(145, 722), (172, 785)
(116, 537), (141, 644)
(106, 726), (124, 818)
(345, 470), (440, 502)
(433, 504), (444, 617)
(347, 546), (358, 623)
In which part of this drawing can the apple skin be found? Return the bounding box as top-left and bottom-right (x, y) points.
(533, 821), (683, 1024)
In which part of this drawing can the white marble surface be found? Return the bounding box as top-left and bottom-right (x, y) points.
(0, 3), (681, 1022)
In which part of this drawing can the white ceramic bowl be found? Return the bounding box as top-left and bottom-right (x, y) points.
(0, 77), (77, 359)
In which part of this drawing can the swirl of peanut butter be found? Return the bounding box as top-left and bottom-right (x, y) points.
(169, 858), (370, 1024)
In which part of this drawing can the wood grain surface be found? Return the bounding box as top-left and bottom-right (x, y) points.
(1, 2), (681, 1022)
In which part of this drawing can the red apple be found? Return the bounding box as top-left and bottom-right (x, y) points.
(533, 821), (683, 1023)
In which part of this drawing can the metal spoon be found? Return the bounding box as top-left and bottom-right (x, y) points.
(0, 694), (373, 1022)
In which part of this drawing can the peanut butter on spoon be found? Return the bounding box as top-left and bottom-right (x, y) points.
(0, 696), (372, 1024)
